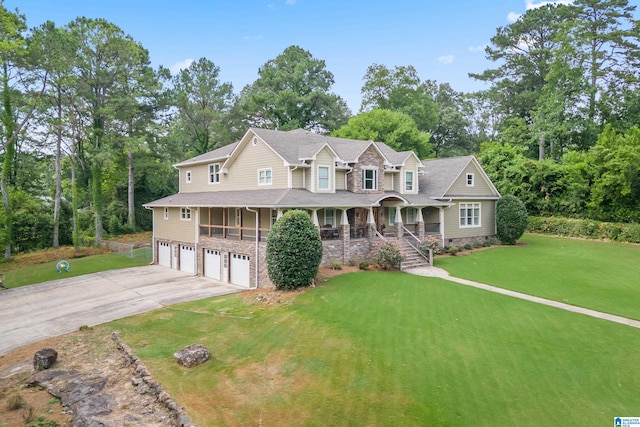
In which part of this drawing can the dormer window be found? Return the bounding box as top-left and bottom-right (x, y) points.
(362, 168), (378, 190)
(318, 166), (330, 190)
(405, 171), (414, 191)
(209, 163), (221, 184)
(466, 173), (474, 187)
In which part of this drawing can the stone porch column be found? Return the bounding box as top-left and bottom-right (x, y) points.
(341, 209), (350, 263)
(416, 207), (425, 240)
(395, 205), (403, 239)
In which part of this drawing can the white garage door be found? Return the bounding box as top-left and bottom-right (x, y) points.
(230, 253), (250, 287)
(204, 249), (221, 280)
(179, 245), (195, 274)
(158, 242), (171, 268)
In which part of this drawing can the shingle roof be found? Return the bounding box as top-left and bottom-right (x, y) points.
(420, 156), (474, 198)
(144, 189), (449, 209)
(174, 128), (416, 168)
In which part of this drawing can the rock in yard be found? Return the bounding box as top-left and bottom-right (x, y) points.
(33, 348), (58, 371)
(173, 344), (210, 368)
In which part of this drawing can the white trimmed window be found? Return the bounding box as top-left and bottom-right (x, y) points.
(185, 170), (192, 183)
(258, 168), (272, 185)
(209, 163), (221, 184)
(459, 203), (480, 227)
(180, 208), (191, 221)
(163, 207), (168, 220)
(318, 166), (330, 190)
(271, 209), (278, 226)
(362, 168), (378, 190)
(466, 173), (474, 187)
(234, 208), (241, 226)
(405, 171), (414, 191)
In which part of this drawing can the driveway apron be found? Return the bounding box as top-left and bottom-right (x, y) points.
(0, 265), (242, 355)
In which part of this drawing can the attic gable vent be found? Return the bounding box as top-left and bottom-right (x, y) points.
(252, 137), (258, 146)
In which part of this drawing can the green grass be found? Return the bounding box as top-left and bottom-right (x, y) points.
(3, 247), (151, 288)
(107, 270), (640, 426)
(435, 234), (640, 320)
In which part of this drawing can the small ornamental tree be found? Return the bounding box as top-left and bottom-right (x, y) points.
(496, 194), (528, 245)
(266, 210), (323, 290)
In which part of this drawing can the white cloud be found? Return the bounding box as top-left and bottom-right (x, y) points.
(285, 0), (296, 5)
(469, 45), (486, 53)
(507, 12), (521, 22)
(169, 59), (194, 74)
(508, 0), (573, 22)
(437, 55), (455, 64)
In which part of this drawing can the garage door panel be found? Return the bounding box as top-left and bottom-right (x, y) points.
(230, 253), (250, 287)
(158, 242), (171, 268)
(180, 245), (195, 274)
(204, 249), (221, 280)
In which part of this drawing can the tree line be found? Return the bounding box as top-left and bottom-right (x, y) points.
(0, 0), (639, 256)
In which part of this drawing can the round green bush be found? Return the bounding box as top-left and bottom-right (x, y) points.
(496, 194), (528, 245)
(266, 210), (323, 290)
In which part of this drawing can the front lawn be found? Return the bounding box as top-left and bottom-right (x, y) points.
(108, 270), (640, 426)
(2, 247), (151, 288)
(435, 234), (640, 320)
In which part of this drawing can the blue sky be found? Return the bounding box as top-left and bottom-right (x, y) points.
(5, 0), (602, 112)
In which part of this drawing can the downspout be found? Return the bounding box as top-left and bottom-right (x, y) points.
(246, 207), (259, 289)
(144, 205), (155, 265)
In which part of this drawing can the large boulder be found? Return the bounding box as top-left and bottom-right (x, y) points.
(173, 344), (210, 368)
(33, 348), (58, 371)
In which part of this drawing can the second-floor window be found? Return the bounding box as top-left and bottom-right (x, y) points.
(318, 166), (329, 190)
(405, 171), (414, 191)
(209, 163), (220, 184)
(362, 168), (378, 190)
(186, 171), (192, 183)
(181, 208), (191, 220)
(163, 207), (169, 220)
(258, 168), (272, 185)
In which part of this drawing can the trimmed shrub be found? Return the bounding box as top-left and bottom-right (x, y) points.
(369, 240), (404, 269)
(358, 260), (369, 270)
(496, 195), (528, 245)
(463, 243), (473, 250)
(448, 246), (459, 256)
(330, 261), (342, 270)
(266, 210), (323, 290)
(527, 216), (640, 244)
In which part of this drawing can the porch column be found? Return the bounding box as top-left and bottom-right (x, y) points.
(277, 209), (284, 219)
(341, 209), (350, 263)
(367, 207), (375, 238)
(416, 207), (425, 240)
(311, 209), (319, 227)
(395, 205), (403, 239)
(439, 207), (446, 248)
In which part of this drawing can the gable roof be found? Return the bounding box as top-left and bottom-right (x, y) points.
(173, 128), (418, 169)
(420, 156), (500, 199)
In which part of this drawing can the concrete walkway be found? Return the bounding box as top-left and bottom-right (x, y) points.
(0, 266), (243, 355)
(406, 266), (640, 329)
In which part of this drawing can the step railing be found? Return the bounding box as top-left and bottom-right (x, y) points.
(401, 225), (432, 268)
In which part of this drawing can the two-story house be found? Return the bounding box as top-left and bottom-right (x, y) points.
(144, 128), (500, 288)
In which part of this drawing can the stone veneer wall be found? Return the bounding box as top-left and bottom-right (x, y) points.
(346, 145), (385, 194)
(444, 235), (495, 248)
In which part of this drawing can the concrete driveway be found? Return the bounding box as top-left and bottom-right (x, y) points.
(0, 266), (243, 355)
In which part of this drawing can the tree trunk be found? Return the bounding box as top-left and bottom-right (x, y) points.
(52, 88), (63, 248)
(538, 134), (545, 161)
(1, 179), (11, 259)
(93, 164), (103, 243)
(71, 150), (79, 250)
(128, 149), (135, 229)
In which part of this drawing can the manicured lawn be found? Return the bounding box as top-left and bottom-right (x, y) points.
(435, 234), (640, 320)
(2, 247), (151, 288)
(108, 271), (640, 426)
